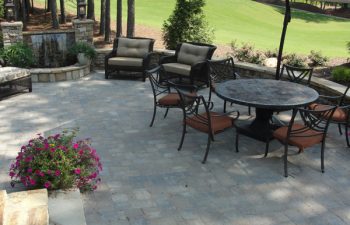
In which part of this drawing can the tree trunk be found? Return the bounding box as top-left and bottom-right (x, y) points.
(50, 0), (59, 29)
(21, 0), (27, 30)
(105, 0), (111, 42)
(87, 0), (95, 20)
(116, 0), (122, 37)
(59, 0), (66, 24)
(127, 0), (135, 37)
(99, 0), (105, 35)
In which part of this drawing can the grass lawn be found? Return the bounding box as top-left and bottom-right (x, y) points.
(40, 0), (350, 57)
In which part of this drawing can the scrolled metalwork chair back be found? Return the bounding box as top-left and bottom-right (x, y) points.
(282, 64), (313, 86)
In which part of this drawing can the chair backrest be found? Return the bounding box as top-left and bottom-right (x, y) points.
(175, 88), (212, 132)
(208, 57), (237, 85)
(175, 42), (217, 65)
(281, 64), (313, 86)
(146, 66), (170, 102)
(114, 37), (155, 58)
(288, 106), (336, 141)
(339, 84), (350, 106)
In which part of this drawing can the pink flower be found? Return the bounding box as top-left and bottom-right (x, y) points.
(89, 172), (97, 179)
(35, 170), (45, 177)
(27, 168), (33, 173)
(47, 170), (52, 175)
(24, 156), (33, 162)
(78, 149), (84, 155)
(44, 181), (51, 188)
(29, 179), (36, 186)
(55, 170), (61, 176)
(50, 148), (56, 152)
(74, 168), (81, 175)
(73, 143), (79, 149)
(9, 171), (15, 177)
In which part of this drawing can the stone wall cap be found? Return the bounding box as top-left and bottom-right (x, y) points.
(23, 29), (75, 35)
(0, 21), (23, 27)
(72, 19), (94, 24)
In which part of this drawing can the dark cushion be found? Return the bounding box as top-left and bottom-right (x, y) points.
(186, 112), (234, 134)
(273, 123), (323, 151)
(177, 43), (210, 65)
(116, 38), (151, 58)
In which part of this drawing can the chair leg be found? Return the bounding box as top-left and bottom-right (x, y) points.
(321, 141), (325, 173)
(164, 108), (169, 118)
(235, 132), (239, 153)
(142, 71), (146, 82)
(202, 134), (212, 164)
(248, 106), (251, 116)
(178, 123), (187, 151)
(149, 105), (157, 127)
(284, 144), (289, 177)
(264, 140), (269, 157)
(224, 100), (227, 113)
(338, 123), (343, 135)
(345, 124), (350, 147)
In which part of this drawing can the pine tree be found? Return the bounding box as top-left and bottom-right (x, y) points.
(162, 0), (214, 49)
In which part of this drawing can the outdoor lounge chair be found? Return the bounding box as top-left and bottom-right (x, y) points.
(147, 66), (197, 127)
(105, 37), (155, 81)
(309, 84), (350, 147)
(0, 67), (32, 100)
(271, 106), (336, 177)
(160, 42), (217, 87)
(175, 87), (239, 163)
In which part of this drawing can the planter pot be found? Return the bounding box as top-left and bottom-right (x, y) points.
(77, 53), (91, 66)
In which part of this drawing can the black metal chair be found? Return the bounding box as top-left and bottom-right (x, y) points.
(175, 88), (239, 163)
(147, 66), (197, 127)
(309, 84), (350, 147)
(160, 42), (217, 87)
(208, 57), (239, 113)
(281, 64), (313, 86)
(105, 37), (155, 81)
(272, 106), (336, 177)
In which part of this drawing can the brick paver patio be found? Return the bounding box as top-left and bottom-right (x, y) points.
(1, 70), (350, 225)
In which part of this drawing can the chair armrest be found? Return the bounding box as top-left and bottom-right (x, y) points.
(160, 55), (177, 64)
(105, 49), (117, 61)
(316, 94), (343, 105)
(167, 81), (198, 93)
(191, 61), (207, 70)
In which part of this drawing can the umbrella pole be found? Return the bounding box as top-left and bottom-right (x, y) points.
(275, 0), (291, 80)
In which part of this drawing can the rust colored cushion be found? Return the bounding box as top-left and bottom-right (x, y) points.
(186, 112), (234, 134)
(158, 92), (197, 106)
(309, 103), (347, 122)
(273, 123), (323, 151)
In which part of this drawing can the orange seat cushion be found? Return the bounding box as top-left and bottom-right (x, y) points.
(273, 124), (324, 151)
(186, 112), (234, 134)
(309, 103), (347, 122)
(158, 92), (197, 106)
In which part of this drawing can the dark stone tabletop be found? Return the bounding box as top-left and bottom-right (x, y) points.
(215, 79), (319, 110)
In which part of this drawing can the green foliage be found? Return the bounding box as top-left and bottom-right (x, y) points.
(0, 42), (35, 68)
(347, 42), (350, 54)
(264, 48), (279, 58)
(283, 53), (307, 68)
(308, 50), (328, 67)
(229, 41), (266, 65)
(332, 66), (350, 83)
(0, 0), (4, 18)
(69, 42), (97, 60)
(162, 0), (214, 50)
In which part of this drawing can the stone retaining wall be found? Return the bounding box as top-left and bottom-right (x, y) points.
(30, 64), (90, 82)
(94, 48), (349, 103)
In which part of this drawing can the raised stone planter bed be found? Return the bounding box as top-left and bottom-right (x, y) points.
(30, 64), (90, 83)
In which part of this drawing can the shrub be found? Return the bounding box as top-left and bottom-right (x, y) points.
(0, 42), (35, 68)
(308, 50), (328, 67)
(230, 42), (266, 65)
(68, 42), (97, 60)
(332, 66), (350, 83)
(347, 42), (350, 54)
(9, 129), (102, 192)
(283, 53), (307, 68)
(264, 49), (279, 58)
(162, 0), (214, 50)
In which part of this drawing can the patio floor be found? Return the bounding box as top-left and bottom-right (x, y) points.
(1, 70), (350, 225)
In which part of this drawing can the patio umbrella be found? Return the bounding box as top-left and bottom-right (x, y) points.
(275, 0), (291, 80)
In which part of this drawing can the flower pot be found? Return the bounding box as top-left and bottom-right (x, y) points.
(77, 53), (91, 66)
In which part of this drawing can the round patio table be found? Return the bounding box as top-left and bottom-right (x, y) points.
(215, 79), (319, 142)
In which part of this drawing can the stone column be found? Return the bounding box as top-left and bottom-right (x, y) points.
(0, 22), (23, 48)
(72, 19), (94, 44)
